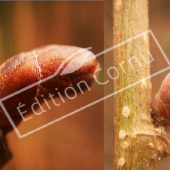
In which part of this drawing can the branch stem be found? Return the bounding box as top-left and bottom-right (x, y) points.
(113, 0), (170, 170)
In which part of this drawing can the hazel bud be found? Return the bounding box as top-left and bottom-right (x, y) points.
(152, 72), (170, 126)
(0, 45), (98, 132)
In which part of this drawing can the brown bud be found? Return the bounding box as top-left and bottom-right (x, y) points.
(152, 73), (170, 126)
(0, 45), (98, 132)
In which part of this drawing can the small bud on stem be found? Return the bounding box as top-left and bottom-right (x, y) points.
(152, 72), (170, 126)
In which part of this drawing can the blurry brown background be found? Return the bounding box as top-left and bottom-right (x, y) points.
(0, 1), (104, 170)
(104, 0), (170, 170)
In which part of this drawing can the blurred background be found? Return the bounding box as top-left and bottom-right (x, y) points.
(0, 1), (104, 170)
(105, 0), (170, 170)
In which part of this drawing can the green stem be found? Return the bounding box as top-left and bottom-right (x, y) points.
(113, 0), (170, 170)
